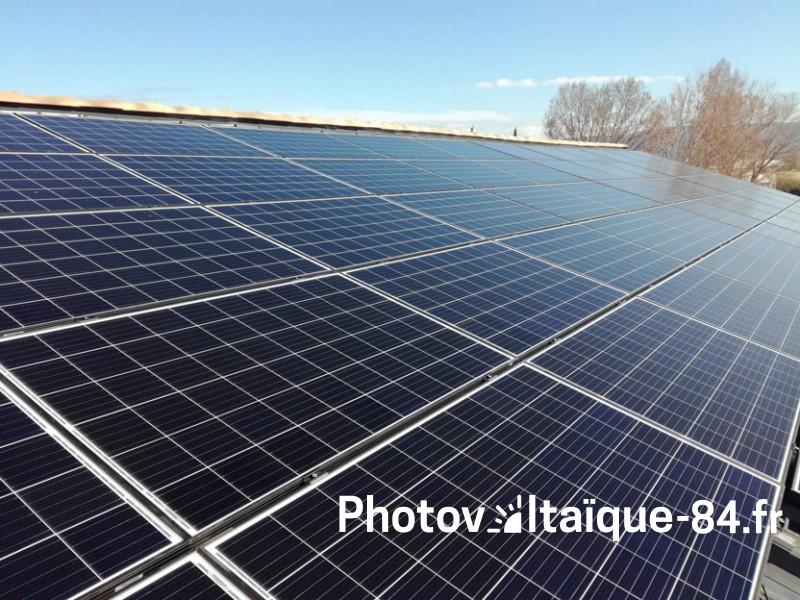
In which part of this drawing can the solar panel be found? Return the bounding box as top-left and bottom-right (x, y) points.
(603, 177), (719, 203)
(28, 115), (265, 156)
(387, 190), (565, 237)
(533, 299), (800, 478)
(297, 159), (467, 195)
(119, 559), (238, 599)
(209, 127), (380, 159)
(485, 160), (585, 184)
(0, 153), (186, 214)
(112, 155), (361, 203)
(414, 137), (514, 160)
(0, 275), (505, 530)
(404, 160), (531, 188)
(0, 207), (321, 331)
(333, 134), (456, 159)
(212, 366), (777, 600)
(0, 388), (173, 600)
(495, 182), (656, 221)
(217, 197), (476, 268)
(0, 114), (77, 153)
(353, 243), (624, 354)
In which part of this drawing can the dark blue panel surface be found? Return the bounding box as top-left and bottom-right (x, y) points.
(0, 207), (321, 331)
(0, 276), (505, 529)
(534, 299), (800, 477)
(29, 115), (264, 156)
(0, 154), (185, 214)
(211, 127), (379, 159)
(354, 243), (624, 354)
(217, 367), (775, 600)
(389, 190), (565, 237)
(297, 159), (467, 195)
(0, 390), (171, 600)
(0, 114), (77, 153)
(218, 197), (477, 268)
(114, 156), (360, 203)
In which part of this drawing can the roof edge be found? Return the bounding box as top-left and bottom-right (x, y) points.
(0, 91), (627, 149)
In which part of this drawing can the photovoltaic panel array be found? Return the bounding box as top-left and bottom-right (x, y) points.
(0, 108), (797, 600)
(353, 243), (624, 354)
(0, 207), (321, 331)
(533, 299), (800, 478)
(0, 114), (76, 153)
(0, 388), (172, 600)
(0, 153), (186, 214)
(0, 275), (505, 530)
(29, 115), (267, 156)
(213, 367), (776, 600)
(216, 197), (478, 268)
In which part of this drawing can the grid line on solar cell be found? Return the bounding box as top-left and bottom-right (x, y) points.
(29, 115), (266, 156)
(215, 367), (775, 600)
(0, 207), (323, 332)
(353, 243), (625, 354)
(110, 155), (362, 204)
(216, 196), (477, 268)
(0, 153), (187, 214)
(332, 134), (458, 159)
(533, 299), (800, 478)
(296, 159), (468, 195)
(0, 388), (172, 600)
(0, 114), (78, 153)
(0, 275), (505, 530)
(386, 190), (565, 237)
(209, 127), (380, 159)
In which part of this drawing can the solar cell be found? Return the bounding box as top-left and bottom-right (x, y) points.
(0, 275), (505, 529)
(0, 153), (185, 214)
(217, 197), (476, 268)
(0, 114), (77, 153)
(213, 367), (776, 600)
(0, 388), (173, 600)
(209, 127), (380, 159)
(533, 299), (800, 477)
(120, 560), (238, 600)
(404, 160), (531, 188)
(29, 115), (264, 156)
(495, 182), (655, 221)
(505, 223), (684, 291)
(353, 243), (624, 354)
(113, 155), (360, 203)
(387, 190), (565, 237)
(0, 207), (321, 331)
(333, 134), (456, 159)
(297, 159), (466, 195)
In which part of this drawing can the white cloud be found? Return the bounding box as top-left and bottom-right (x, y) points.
(477, 74), (685, 89)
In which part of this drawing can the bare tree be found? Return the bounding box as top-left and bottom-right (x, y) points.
(543, 78), (653, 146)
(643, 60), (799, 181)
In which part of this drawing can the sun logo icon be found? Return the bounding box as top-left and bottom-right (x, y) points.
(487, 495), (524, 533)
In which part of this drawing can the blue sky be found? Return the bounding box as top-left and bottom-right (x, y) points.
(5, 0), (799, 136)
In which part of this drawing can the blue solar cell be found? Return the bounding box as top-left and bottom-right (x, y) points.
(0, 275), (505, 529)
(405, 160), (531, 188)
(297, 159), (467, 195)
(0, 114), (77, 153)
(124, 562), (234, 599)
(29, 115), (264, 156)
(0, 154), (186, 214)
(209, 127), (380, 158)
(0, 390), (172, 599)
(113, 155), (360, 203)
(388, 190), (565, 237)
(0, 207), (321, 331)
(215, 367), (776, 600)
(354, 243), (624, 353)
(217, 197), (477, 268)
(333, 134), (456, 159)
(533, 299), (800, 477)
